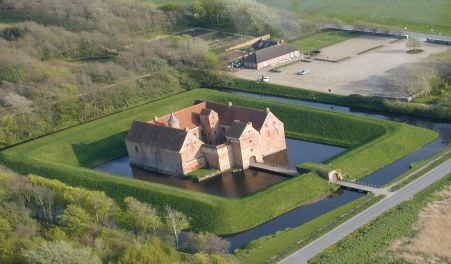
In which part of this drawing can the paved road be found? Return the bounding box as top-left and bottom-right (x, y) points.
(280, 158), (451, 264)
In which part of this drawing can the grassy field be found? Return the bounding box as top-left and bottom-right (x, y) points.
(0, 89), (437, 235)
(260, 0), (451, 36)
(310, 174), (451, 264)
(288, 31), (355, 52)
(148, 0), (451, 36)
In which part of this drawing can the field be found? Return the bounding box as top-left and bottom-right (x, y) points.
(288, 31), (355, 53)
(149, 0), (451, 36)
(311, 174), (451, 264)
(0, 89), (437, 235)
(260, 0), (451, 36)
(234, 36), (449, 97)
(393, 185), (451, 262)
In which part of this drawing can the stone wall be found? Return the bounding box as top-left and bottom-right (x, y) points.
(180, 130), (205, 174)
(126, 139), (183, 175)
(259, 110), (286, 156)
(235, 123), (263, 169)
(201, 144), (233, 171)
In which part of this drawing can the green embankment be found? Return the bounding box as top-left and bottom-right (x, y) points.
(0, 89), (437, 234)
(215, 78), (451, 120)
(310, 174), (451, 264)
(237, 194), (385, 264)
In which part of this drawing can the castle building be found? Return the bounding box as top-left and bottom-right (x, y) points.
(125, 101), (286, 176)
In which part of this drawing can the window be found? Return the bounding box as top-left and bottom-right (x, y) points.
(249, 139), (252, 143)
(134, 145), (139, 153)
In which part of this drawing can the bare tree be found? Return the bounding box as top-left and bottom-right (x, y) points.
(164, 205), (190, 249)
(407, 36), (421, 52)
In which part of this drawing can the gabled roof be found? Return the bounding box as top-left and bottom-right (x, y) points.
(228, 121), (248, 138)
(152, 102), (207, 129)
(200, 108), (214, 116)
(126, 121), (187, 151)
(204, 102), (268, 131)
(252, 39), (278, 50)
(245, 44), (298, 64)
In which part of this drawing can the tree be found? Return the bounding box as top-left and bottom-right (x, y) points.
(2, 27), (26, 41)
(64, 188), (118, 227)
(124, 197), (161, 235)
(182, 232), (230, 254)
(59, 205), (92, 235)
(117, 239), (179, 264)
(407, 36), (421, 52)
(22, 240), (102, 264)
(163, 206), (190, 249)
(201, 52), (219, 72)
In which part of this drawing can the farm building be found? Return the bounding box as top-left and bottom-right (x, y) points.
(125, 101), (286, 176)
(243, 43), (301, 69)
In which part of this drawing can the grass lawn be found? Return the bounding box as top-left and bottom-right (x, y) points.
(186, 168), (219, 180)
(288, 31), (355, 52)
(0, 89), (437, 234)
(310, 174), (451, 264)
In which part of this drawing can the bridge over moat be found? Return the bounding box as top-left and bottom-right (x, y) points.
(333, 180), (392, 196)
(249, 162), (298, 176)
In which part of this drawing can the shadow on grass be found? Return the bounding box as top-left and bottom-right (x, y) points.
(71, 132), (128, 168)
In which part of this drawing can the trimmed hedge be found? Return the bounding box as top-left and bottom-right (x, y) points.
(0, 89), (438, 234)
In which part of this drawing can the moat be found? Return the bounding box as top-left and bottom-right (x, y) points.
(95, 138), (346, 198)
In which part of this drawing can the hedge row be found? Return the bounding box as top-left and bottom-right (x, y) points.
(213, 78), (451, 121)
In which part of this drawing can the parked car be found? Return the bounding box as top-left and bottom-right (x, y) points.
(297, 68), (310, 75)
(230, 61), (241, 68)
(261, 76), (269, 82)
(311, 50), (321, 54)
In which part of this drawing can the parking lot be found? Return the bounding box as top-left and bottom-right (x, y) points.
(233, 36), (449, 97)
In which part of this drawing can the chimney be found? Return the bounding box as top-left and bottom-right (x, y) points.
(228, 102), (233, 107)
(265, 107), (270, 113)
(153, 116), (158, 122)
(247, 122), (252, 126)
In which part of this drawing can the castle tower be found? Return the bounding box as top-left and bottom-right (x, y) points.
(200, 108), (220, 145)
(168, 113), (180, 129)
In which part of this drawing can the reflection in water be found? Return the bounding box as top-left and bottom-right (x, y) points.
(94, 138), (346, 198)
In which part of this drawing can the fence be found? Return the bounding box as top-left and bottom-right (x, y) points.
(225, 34), (271, 51)
(326, 27), (406, 39)
(427, 37), (451, 45)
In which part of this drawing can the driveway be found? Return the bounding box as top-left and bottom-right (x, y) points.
(232, 36), (449, 97)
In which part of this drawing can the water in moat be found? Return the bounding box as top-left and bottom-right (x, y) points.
(223, 91), (449, 251)
(95, 138), (346, 198)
